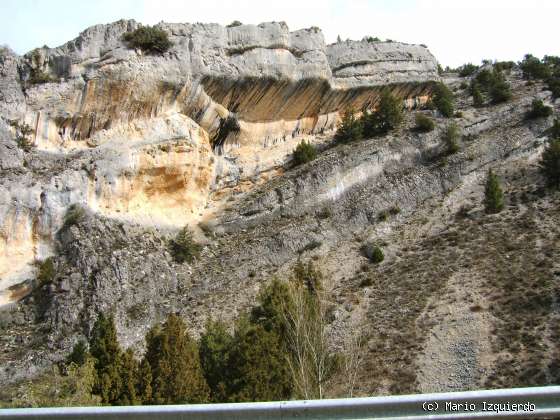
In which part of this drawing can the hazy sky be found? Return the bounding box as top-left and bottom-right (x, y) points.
(1, 0), (558, 67)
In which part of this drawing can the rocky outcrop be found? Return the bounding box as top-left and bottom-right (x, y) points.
(0, 20), (439, 302)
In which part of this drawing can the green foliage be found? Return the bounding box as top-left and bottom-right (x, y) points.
(489, 77), (512, 104)
(37, 257), (55, 286)
(471, 82), (484, 107)
(526, 99), (553, 119)
(549, 118), (560, 139)
(292, 260), (323, 295)
(364, 36), (381, 42)
(334, 110), (362, 143)
(458, 63), (479, 77)
(123, 26), (172, 54)
(430, 82), (454, 117)
(227, 20), (243, 27)
(63, 204), (85, 229)
(494, 61), (515, 72)
(136, 359), (152, 404)
(414, 113), (435, 132)
(362, 90), (403, 137)
(442, 122), (461, 155)
(11, 121), (35, 151)
(363, 243), (384, 263)
(0, 359), (101, 408)
(67, 340), (88, 366)
(169, 227), (202, 263)
(199, 320), (233, 402)
(484, 169), (504, 214)
(119, 349), (140, 405)
(226, 318), (292, 402)
(144, 313), (209, 404)
(292, 140), (317, 166)
(250, 277), (292, 335)
(520, 54), (551, 80)
(540, 139), (560, 188)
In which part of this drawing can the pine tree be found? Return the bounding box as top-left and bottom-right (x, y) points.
(136, 359), (152, 404)
(199, 319), (233, 402)
(144, 313), (209, 404)
(430, 82), (455, 117)
(442, 122), (461, 155)
(471, 82), (484, 107)
(484, 169), (504, 214)
(540, 139), (560, 188)
(250, 277), (293, 336)
(89, 313), (123, 404)
(67, 340), (88, 366)
(362, 90), (403, 137)
(118, 349), (140, 405)
(334, 110), (362, 143)
(227, 317), (292, 402)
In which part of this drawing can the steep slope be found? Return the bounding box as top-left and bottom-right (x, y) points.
(0, 20), (438, 298)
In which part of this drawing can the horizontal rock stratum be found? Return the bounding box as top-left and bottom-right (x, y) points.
(0, 19), (439, 304)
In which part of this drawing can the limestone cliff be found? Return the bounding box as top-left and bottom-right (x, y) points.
(0, 20), (439, 302)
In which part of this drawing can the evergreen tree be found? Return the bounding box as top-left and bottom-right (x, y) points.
(471, 82), (484, 107)
(334, 110), (362, 143)
(144, 313), (209, 404)
(118, 349), (140, 405)
(67, 340), (88, 366)
(484, 169), (505, 214)
(430, 82), (455, 117)
(292, 140), (317, 166)
(442, 122), (461, 155)
(250, 277), (293, 336)
(89, 314), (123, 404)
(226, 317), (292, 402)
(199, 319), (233, 402)
(539, 139), (560, 188)
(362, 90), (403, 137)
(136, 359), (152, 404)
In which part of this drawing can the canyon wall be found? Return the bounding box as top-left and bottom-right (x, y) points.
(0, 19), (439, 304)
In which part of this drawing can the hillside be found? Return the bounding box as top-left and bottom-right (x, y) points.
(1, 20), (559, 404)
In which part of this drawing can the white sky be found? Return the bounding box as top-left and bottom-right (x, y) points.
(1, 0), (559, 67)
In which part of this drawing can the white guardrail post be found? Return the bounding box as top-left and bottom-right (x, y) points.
(1, 386), (560, 419)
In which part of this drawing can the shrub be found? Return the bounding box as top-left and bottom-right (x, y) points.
(362, 90), (403, 137)
(430, 82), (454, 117)
(67, 340), (88, 366)
(123, 26), (172, 54)
(494, 61), (515, 72)
(489, 78), (512, 104)
(414, 113), (435, 132)
(363, 243), (384, 263)
(63, 204), (85, 228)
(37, 257), (55, 286)
(334, 110), (362, 143)
(459, 81), (468, 90)
(526, 99), (553, 119)
(458, 63), (479, 77)
(539, 139), (560, 187)
(442, 122), (461, 155)
(484, 169), (504, 214)
(520, 54), (551, 80)
(471, 82), (484, 107)
(169, 227), (202, 263)
(364, 36), (381, 42)
(292, 140), (317, 166)
(549, 118), (560, 139)
(227, 20), (243, 28)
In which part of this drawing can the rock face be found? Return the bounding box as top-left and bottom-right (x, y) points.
(0, 20), (439, 299)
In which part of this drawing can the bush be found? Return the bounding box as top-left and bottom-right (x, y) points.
(471, 82), (484, 107)
(292, 140), (317, 166)
(430, 82), (454, 118)
(549, 118), (560, 139)
(63, 204), (85, 229)
(494, 61), (515, 73)
(334, 110), (362, 143)
(539, 139), (560, 187)
(123, 26), (172, 54)
(520, 54), (551, 80)
(227, 20), (243, 28)
(363, 243), (384, 263)
(442, 122), (460, 155)
(458, 63), (479, 77)
(37, 257), (55, 286)
(67, 341), (88, 366)
(362, 90), (403, 137)
(526, 99), (553, 119)
(489, 78), (512, 104)
(169, 227), (202, 263)
(484, 169), (504, 214)
(414, 113), (435, 132)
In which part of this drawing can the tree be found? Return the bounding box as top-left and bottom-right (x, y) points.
(458, 63), (479, 77)
(67, 340), (88, 366)
(292, 140), (317, 166)
(430, 82), (454, 118)
(334, 110), (362, 143)
(489, 77), (512, 104)
(227, 317), (293, 402)
(362, 90), (403, 137)
(136, 359), (152, 404)
(118, 349), (140, 405)
(549, 118), (560, 139)
(442, 122), (461, 155)
(123, 26), (172, 54)
(471, 82), (484, 107)
(526, 99), (553, 119)
(281, 262), (338, 399)
(484, 169), (504, 214)
(540, 139), (560, 188)
(520, 54), (551, 80)
(250, 277), (293, 336)
(89, 314), (123, 404)
(199, 319), (233, 402)
(144, 313), (209, 404)
(169, 227), (202, 263)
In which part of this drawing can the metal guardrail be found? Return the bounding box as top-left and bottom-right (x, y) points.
(1, 386), (560, 419)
